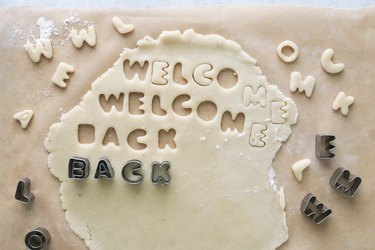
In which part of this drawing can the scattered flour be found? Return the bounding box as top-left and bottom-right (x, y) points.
(268, 167), (278, 191)
(36, 17), (58, 40)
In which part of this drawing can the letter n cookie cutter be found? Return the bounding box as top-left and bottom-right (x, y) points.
(329, 167), (362, 197)
(151, 161), (171, 184)
(25, 227), (50, 250)
(15, 177), (34, 204)
(300, 193), (332, 224)
(315, 134), (335, 159)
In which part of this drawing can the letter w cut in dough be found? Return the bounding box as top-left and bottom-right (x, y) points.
(70, 25), (96, 48)
(45, 30), (297, 250)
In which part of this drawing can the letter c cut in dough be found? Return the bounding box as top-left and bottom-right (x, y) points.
(45, 29), (298, 250)
(277, 40), (299, 63)
(321, 48), (345, 74)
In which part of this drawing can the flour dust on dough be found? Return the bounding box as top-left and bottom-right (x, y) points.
(45, 29), (297, 250)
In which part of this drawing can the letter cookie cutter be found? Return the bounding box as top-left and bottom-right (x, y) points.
(151, 161), (171, 185)
(300, 193), (332, 224)
(15, 177), (34, 204)
(94, 158), (114, 179)
(68, 156), (90, 180)
(122, 159), (143, 184)
(25, 227), (50, 250)
(315, 134), (335, 159)
(329, 167), (362, 197)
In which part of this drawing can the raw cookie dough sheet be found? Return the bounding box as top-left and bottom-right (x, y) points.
(1, 5), (374, 250)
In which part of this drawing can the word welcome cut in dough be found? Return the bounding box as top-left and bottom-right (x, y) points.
(45, 29), (297, 250)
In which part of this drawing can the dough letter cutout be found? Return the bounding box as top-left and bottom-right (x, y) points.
(243, 86), (266, 107)
(24, 39), (53, 63)
(13, 110), (34, 129)
(332, 91), (354, 116)
(277, 40), (298, 63)
(193, 64), (214, 86)
(112, 17), (134, 34)
(290, 71), (315, 98)
(321, 48), (345, 74)
(52, 62), (75, 88)
(70, 25), (96, 48)
(292, 158), (311, 182)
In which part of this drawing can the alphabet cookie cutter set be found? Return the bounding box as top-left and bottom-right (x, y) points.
(300, 134), (362, 224)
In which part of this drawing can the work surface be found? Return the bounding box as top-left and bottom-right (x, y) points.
(1, 5), (374, 249)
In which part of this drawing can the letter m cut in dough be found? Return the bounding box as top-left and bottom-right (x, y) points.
(45, 30), (297, 250)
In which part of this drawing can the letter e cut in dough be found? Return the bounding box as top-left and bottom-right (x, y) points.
(45, 30), (298, 250)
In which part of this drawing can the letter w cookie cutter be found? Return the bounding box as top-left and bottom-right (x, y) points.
(330, 167), (362, 197)
(300, 193), (332, 224)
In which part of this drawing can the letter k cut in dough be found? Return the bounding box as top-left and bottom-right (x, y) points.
(45, 30), (297, 250)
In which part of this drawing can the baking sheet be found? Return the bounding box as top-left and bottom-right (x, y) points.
(0, 5), (374, 249)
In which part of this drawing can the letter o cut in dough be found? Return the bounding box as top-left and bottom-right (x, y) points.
(277, 40), (299, 63)
(45, 30), (298, 250)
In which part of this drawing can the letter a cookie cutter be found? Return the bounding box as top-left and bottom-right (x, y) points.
(329, 167), (362, 197)
(315, 134), (335, 159)
(15, 177), (35, 204)
(300, 193), (332, 224)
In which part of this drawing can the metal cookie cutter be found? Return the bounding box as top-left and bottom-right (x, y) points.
(315, 134), (335, 159)
(330, 167), (362, 197)
(25, 227), (50, 250)
(300, 193), (332, 224)
(151, 161), (171, 185)
(15, 177), (34, 204)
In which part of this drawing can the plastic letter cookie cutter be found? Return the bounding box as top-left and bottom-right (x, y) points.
(151, 161), (171, 184)
(68, 157), (90, 180)
(315, 134), (335, 159)
(25, 227), (50, 250)
(300, 193), (332, 224)
(329, 167), (362, 197)
(15, 177), (35, 204)
(122, 159), (143, 184)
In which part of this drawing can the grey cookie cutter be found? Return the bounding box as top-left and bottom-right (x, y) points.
(330, 167), (362, 197)
(300, 193), (332, 224)
(94, 158), (114, 179)
(122, 159), (143, 184)
(315, 134), (335, 159)
(25, 227), (50, 250)
(151, 161), (171, 185)
(68, 156), (90, 180)
(15, 177), (34, 204)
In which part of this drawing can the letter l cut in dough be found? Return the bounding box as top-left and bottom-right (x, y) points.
(45, 30), (297, 250)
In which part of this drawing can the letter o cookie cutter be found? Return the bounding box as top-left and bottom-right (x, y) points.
(25, 227), (50, 250)
(277, 40), (299, 63)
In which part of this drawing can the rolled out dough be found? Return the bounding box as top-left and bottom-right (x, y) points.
(45, 29), (297, 249)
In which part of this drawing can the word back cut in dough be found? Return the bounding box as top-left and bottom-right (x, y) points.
(45, 29), (297, 250)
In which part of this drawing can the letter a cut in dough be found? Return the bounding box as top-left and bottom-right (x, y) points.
(112, 16), (134, 34)
(13, 109), (34, 129)
(70, 25), (96, 48)
(52, 62), (75, 88)
(45, 30), (297, 250)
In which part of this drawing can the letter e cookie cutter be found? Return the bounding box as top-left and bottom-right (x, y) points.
(300, 193), (332, 224)
(329, 167), (362, 197)
(315, 134), (335, 159)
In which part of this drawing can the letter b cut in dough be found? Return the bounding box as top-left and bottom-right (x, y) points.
(45, 30), (297, 250)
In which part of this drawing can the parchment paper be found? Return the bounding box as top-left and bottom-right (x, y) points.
(0, 5), (374, 249)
